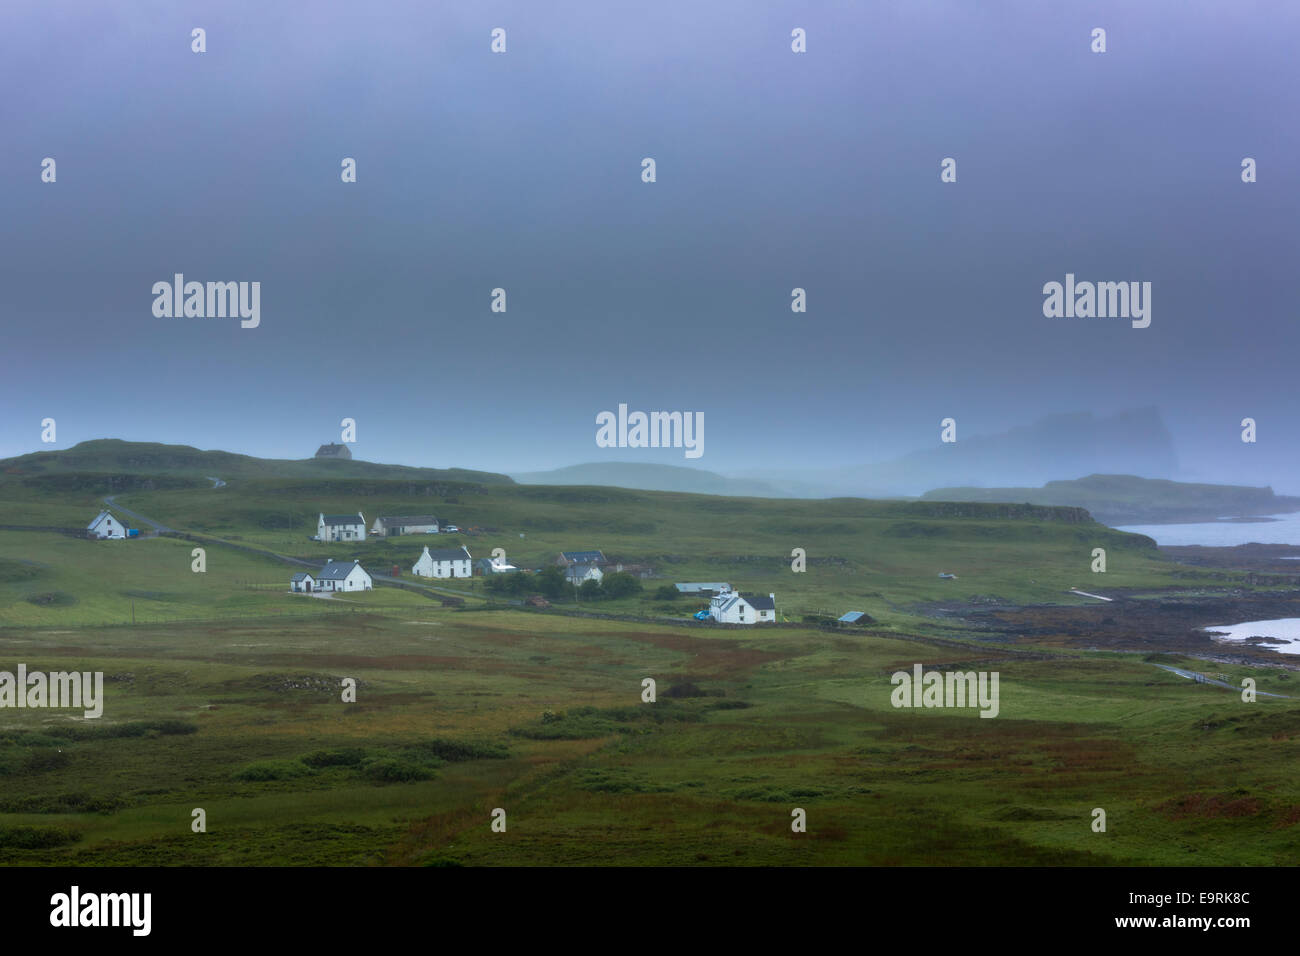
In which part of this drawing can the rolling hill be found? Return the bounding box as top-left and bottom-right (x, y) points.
(0, 440), (515, 485)
(512, 462), (784, 497)
(921, 474), (1300, 525)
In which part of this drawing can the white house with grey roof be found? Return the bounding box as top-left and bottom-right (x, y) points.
(87, 510), (128, 539)
(313, 560), (372, 592)
(412, 545), (472, 579)
(318, 512), (366, 542)
(371, 514), (440, 537)
(709, 588), (776, 624)
(564, 563), (604, 586)
(290, 572), (316, 593)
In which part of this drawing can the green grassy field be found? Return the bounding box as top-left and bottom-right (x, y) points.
(0, 610), (1296, 865)
(0, 470), (1294, 866)
(65, 475), (1236, 624)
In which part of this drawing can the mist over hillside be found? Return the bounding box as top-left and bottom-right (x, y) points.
(3, 407), (1286, 531)
(512, 462), (784, 497)
(739, 408), (1180, 498)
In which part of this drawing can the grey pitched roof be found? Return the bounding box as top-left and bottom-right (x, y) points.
(420, 547), (471, 561)
(675, 582), (730, 592)
(378, 515), (439, 526)
(321, 514), (363, 526)
(317, 560), (364, 580)
(714, 594), (742, 614)
(561, 550), (605, 563)
(839, 611), (867, 623)
(87, 510), (115, 529)
(291, 572), (314, 582)
(741, 593), (776, 611)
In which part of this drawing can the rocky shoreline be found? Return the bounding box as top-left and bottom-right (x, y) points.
(936, 587), (1300, 666)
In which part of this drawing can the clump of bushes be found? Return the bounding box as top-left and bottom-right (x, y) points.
(301, 748), (367, 769)
(361, 758), (435, 784)
(0, 792), (125, 814)
(239, 736), (511, 787)
(56, 720), (198, 742)
(24, 591), (77, 607)
(511, 702), (709, 740)
(404, 738), (508, 762)
(0, 825), (82, 849)
(232, 759), (311, 782)
(22, 749), (70, 773)
(663, 681), (725, 699)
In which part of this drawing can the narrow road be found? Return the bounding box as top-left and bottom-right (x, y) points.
(104, 495), (173, 534)
(1152, 662), (1291, 698)
(1068, 588), (1113, 602)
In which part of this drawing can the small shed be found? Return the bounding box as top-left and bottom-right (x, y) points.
(675, 582), (730, 596)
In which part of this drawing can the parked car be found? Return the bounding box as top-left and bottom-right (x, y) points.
(693, 610), (711, 621)
(442, 525), (459, 533)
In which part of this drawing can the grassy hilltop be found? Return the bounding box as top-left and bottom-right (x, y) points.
(0, 439), (514, 485)
(0, 442), (1297, 867)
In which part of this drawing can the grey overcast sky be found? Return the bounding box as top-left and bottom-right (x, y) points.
(2, 0), (1297, 487)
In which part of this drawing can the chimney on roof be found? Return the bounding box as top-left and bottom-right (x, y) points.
(770, 593), (775, 602)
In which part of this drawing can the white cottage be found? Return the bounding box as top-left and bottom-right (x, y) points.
(315, 560), (372, 592)
(87, 510), (127, 539)
(372, 514), (440, 537)
(290, 572), (316, 592)
(564, 563), (603, 586)
(709, 589), (777, 624)
(412, 546), (472, 579)
(319, 512), (366, 542)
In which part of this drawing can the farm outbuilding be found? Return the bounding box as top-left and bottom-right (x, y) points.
(675, 582), (730, 596)
(372, 515), (440, 536)
(291, 572), (316, 593)
(838, 611), (873, 626)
